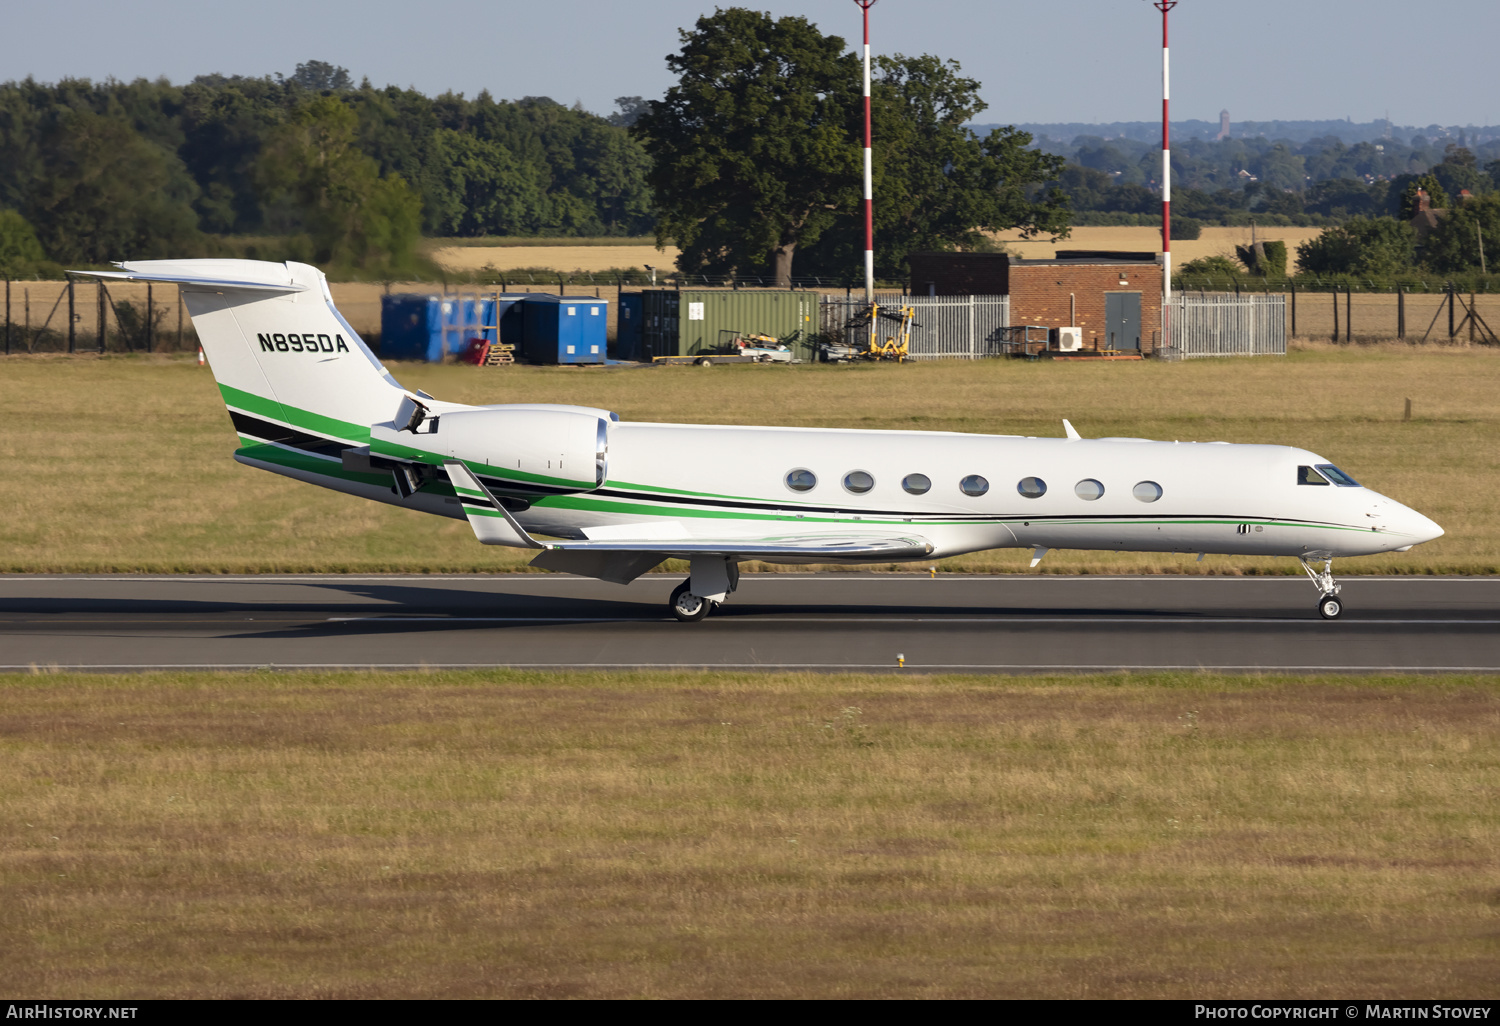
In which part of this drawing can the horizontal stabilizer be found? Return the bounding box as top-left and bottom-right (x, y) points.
(443, 460), (543, 549)
(69, 259), (308, 293)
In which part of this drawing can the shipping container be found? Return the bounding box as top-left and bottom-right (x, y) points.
(520, 295), (608, 364)
(379, 293), (528, 362)
(616, 292), (644, 361)
(639, 290), (816, 362)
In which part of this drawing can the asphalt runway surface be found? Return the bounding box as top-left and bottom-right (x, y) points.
(0, 574), (1497, 673)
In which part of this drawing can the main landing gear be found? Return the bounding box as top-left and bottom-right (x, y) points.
(1300, 557), (1343, 619)
(668, 558), (740, 623)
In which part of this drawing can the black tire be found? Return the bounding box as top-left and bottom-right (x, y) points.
(670, 580), (711, 622)
(696, 357), (713, 367)
(1317, 595), (1343, 620)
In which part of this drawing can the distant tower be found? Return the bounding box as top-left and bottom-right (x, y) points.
(1217, 109), (1231, 141)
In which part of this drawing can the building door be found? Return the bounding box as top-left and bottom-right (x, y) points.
(1105, 292), (1142, 350)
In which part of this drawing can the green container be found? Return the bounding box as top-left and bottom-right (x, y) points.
(640, 290), (817, 362)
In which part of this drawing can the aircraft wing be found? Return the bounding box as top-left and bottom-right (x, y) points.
(443, 460), (933, 583)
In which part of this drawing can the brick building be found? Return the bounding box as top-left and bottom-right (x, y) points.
(907, 251), (1164, 354)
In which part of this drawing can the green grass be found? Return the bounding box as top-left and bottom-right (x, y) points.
(2, 346), (1496, 573)
(1, 670), (1495, 998)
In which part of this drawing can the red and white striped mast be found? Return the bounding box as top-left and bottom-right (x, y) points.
(855, 0), (877, 305)
(1154, 1), (1177, 350)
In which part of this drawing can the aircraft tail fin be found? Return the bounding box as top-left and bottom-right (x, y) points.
(73, 259), (407, 448)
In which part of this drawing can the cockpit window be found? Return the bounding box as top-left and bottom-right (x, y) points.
(1316, 464), (1361, 487)
(1297, 465), (1330, 486)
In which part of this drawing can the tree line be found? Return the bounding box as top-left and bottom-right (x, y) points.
(4, 15), (1496, 286)
(0, 61), (653, 277)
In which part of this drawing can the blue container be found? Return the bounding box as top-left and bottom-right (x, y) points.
(521, 295), (608, 365)
(615, 292), (643, 362)
(380, 294), (531, 362)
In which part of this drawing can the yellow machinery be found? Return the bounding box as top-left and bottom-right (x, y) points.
(854, 303), (913, 362)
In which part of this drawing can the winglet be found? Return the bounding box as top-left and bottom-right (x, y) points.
(1063, 419), (1081, 441)
(442, 460), (543, 549)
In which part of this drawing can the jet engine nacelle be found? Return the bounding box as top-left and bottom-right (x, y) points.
(428, 405), (609, 491)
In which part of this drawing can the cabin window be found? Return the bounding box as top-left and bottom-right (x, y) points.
(1017, 476), (1047, 499)
(843, 470), (875, 494)
(902, 473), (931, 495)
(1074, 479), (1104, 501)
(1133, 481), (1163, 503)
(1316, 464), (1361, 487)
(786, 469), (817, 493)
(1298, 465), (1331, 486)
(959, 475), (989, 497)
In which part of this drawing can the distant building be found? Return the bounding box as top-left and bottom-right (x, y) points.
(1217, 109), (1231, 141)
(907, 252), (1164, 355)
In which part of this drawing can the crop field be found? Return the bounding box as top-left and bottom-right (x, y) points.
(1, 670), (1495, 998)
(988, 225), (1329, 274)
(1, 345), (1496, 574)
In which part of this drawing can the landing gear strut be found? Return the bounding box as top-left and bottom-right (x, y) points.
(668, 559), (739, 623)
(1300, 557), (1343, 619)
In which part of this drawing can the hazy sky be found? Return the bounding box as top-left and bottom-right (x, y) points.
(4, 0), (1495, 128)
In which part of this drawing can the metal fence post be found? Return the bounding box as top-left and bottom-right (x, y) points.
(97, 281), (105, 353)
(1331, 289), (1339, 342)
(1397, 285), (1405, 340)
(4, 279), (9, 355)
(1449, 284), (1456, 339)
(67, 280), (75, 353)
(146, 282), (154, 352)
(1289, 280), (1296, 337)
(1345, 287), (1352, 343)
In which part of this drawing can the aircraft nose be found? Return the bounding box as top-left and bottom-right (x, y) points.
(1395, 506), (1444, 545)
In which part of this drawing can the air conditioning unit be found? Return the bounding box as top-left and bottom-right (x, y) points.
(1056, 326), (1083, 352)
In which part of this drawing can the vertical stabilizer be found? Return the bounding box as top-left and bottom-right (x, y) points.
(74, 259), (407, 447)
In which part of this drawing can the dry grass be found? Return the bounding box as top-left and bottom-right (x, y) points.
(429, 244), (677, 275)
(2, 347), (1497, 574)
(0, 670), (1495, 998)
(988, 225), (1329, 274)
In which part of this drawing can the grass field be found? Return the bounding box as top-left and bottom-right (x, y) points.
(1, 670), (1495, 998)
(2, 346), (1496, 574)
(987, 225), (1329, 275)
(420, 227), (1325, 278)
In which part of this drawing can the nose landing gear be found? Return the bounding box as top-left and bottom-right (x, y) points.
(1300, 557), (1343, 619)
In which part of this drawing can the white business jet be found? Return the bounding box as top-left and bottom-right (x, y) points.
(74, 259), (1443, 621)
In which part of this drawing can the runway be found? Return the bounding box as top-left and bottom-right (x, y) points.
(0, 573), (1497, 673)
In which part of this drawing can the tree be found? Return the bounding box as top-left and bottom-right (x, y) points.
(24, 108), (202, 263)
(634, 9), (860, 285)
(256, 97), (421, 272)
(1394, 174), (1449, 220)
(797, 54), (1066, 280)
(607, 97), (649, 128)
(287, 61), (352, 93)
(1421, 192), (1500, 273)
(636, 10), (1067, 285)
(0, 209), (46, 276)
(1295, 217), (1415, 277)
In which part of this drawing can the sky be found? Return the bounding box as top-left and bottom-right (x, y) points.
(3, 0), (1496, 128)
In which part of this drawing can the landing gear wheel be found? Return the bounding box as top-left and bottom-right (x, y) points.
(696, 357), (713, 367)
(669, 580), (711, 622)
(1317, 595), (1343, 620)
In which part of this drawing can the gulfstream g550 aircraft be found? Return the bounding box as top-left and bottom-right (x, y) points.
(75, 259), (1443, 621)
